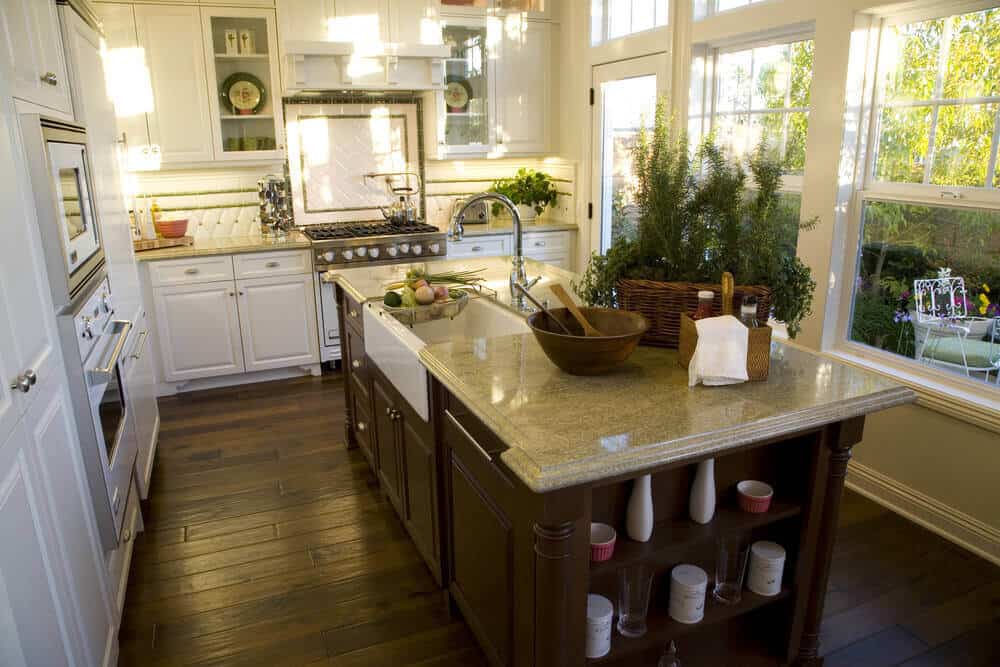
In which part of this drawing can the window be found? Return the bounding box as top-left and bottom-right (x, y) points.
(847, 7), (1000, 389)
(591, 0), (668, 45)
(694, 0), (770, 21)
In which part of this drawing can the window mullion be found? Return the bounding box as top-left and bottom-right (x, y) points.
(923, 18), (954, 185)
(987, 105), (1000, 189)
(923, 103), (940, 185)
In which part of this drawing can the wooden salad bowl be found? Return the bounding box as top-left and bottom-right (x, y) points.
(527, 307), (649, 375)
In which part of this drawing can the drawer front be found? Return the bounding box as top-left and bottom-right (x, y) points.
(148, 256), (235, 287)
(342, 291), (365, 334)
(525, 250), (570, 269)
(523, 231), (571, 253)
(234, 250), (312, 279)
(448, 235), (508, 258)
(345, 325), (368, 386)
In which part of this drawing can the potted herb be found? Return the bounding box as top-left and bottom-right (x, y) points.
(491, 168), (559, 221)
(573, 97), (817, 341)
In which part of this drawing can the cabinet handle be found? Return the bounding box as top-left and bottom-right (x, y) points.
(391, 409), (402, 421)
(357, 421), (367, 432)
(352, 359), (361, 369)
(444, 410), (492, 463)
(123, 528), (133, 543)
(40, 72), (58, 86)
(184, 268), (200, 275)
(385, 406), (392, 416)
(9, 371), (34, 394)
(534, 241), (546, 247)
(471, 245), (483, 252)
(131, 330), (149, 360)
(265, 261), (280, 268)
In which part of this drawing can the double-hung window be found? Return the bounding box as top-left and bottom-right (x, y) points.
(591, 0), (668, 45)
(693, 0), (772, 21)
(690, 35), (815, 258)
(846, 5), (1000, 391)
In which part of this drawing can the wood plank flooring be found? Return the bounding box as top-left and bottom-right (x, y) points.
(119, 373), (999, 666)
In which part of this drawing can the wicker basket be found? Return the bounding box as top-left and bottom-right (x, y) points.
(617, 278), (773, 348)
(678, 314), (773, 381)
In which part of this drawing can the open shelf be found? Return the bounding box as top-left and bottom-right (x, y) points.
(589, 588), (793, 663)
(590, 501), (801, 578)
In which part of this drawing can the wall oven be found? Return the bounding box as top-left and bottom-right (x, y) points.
(56, 273), (137, 551)
(20, 115), (105, 309)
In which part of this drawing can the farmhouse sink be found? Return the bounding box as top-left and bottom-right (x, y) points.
(363, 296), (530, 421)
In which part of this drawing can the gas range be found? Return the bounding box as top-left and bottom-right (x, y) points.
(302, 222), (447, 271)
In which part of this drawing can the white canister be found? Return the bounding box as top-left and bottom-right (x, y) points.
(585, 594), (614, 658)
(668, 564), (707, 624)
(747, 541), (786, 597)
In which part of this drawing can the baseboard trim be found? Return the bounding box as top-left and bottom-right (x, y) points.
(847, 460), (999, 566)
(155, 365), (322, 396)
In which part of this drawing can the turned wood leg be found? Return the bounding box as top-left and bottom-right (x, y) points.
(794, 420), (862, 666)
(533, 521), (577, 667)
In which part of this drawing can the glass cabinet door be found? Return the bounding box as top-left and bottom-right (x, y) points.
(441, 23), (491, 151)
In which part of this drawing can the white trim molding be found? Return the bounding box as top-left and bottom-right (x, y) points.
(847, 460), (1000, 566)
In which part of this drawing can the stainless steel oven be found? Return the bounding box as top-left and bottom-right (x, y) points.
(56, 273), (138, 550)
(21, 115), (105, 308)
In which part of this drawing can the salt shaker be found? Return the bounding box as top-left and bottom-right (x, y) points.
(739, 295), (759, 328)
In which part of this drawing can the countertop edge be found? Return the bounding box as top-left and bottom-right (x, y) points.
(420, 346), (917, 493)
(134, 235), (312, 262)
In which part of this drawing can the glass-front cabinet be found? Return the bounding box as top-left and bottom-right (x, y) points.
(201, 6), (284, 162)
(441, 21), (493, 154)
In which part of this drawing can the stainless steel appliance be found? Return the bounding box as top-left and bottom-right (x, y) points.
(304, 222), (448, 363)
(20, 116), (105, 307)
(55, 273), (137, 550)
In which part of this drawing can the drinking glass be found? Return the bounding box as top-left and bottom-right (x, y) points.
(617, 563), (654, 638)
(713, 535), (750, 605)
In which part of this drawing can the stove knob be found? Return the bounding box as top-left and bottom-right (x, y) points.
(342, 249), (354, 261)
(368, 247), (380, 259)
(386, 245), (398, 257)
(399, 243), (410, 254)
(411, 244), (423, 256)
(323, 251), (336, 262)
(429, 242), (441, 255)
(356, 246), (367, 257)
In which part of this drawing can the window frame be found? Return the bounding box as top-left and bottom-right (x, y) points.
(691, 29), (815, 193)
(834, 4), (1000, 407)
(694, 0), (781, 22)
(591, 0), (669, 46)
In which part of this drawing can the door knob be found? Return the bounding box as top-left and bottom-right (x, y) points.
(40, 72), (58, 86)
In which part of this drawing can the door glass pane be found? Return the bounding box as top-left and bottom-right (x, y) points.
(443, 24), (489, 148)
(598, 75), (657, 252)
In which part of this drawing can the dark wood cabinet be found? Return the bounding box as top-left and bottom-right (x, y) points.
(372, 373), (406, 516)
(400, 400), (440, 577)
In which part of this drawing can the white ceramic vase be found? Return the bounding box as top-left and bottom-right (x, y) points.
(626, 474), (653, 542)
(689, 458), (716, 524)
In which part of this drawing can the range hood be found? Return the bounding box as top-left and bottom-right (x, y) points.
(284, 40), (451, 93)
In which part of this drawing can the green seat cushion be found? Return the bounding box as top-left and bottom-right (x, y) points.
(922, 336), (999, 369)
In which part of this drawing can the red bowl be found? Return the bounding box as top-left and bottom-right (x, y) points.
(590, 522), (616, 562)
(155, 218), (189, 238)
(737, 480), (773, 513)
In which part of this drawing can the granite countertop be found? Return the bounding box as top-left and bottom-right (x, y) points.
(330, 258), (915, 493)
(459, 219), (578, 237)
(134, 231), (312, 262)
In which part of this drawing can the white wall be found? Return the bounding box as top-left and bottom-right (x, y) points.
(558, 0), (999, 561)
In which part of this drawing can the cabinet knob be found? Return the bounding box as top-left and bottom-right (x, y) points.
(123, 528), (133, 543)
(265, 261), (280, 268)
(9, 372), (32, 393)
(184, 268), (200, 275)
(228, 290), (236, 297)
(238, 290), (245, 296)
(40, 72), (58, 86)
(352, 359), (361, 369)
(534, 241), (546, 247)
(471, 246), (483, 252)
(349, 310), (358, 318)
(357, 421), (367, 432)
(385, 407), (392, 416)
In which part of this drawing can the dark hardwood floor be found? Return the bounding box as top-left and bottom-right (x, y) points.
(119, 373), (999, 666)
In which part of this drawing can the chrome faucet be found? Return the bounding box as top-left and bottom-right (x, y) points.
(452, 192), (540, 311)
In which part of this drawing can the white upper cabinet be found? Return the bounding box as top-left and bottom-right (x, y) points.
(439, 0), (555, 20)
(332, 0), (390, 43)
(133, 4), (215, 164)
(0, 0), (73, 115)
(495, 17), (550, 154)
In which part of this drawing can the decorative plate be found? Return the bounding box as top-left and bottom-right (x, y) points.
(444, 75), (473, 112)
(221, 72), (266, 115)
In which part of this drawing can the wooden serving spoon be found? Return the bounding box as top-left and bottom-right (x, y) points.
(549, 283), (604, 337)
(514, 283), (573, 335)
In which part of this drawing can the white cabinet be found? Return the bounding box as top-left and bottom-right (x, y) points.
(237, 274), (320, 372)
(495, 18), (550, 154)
(0, 0), (73, 115)
(333, 0), (390, 42)
(133, 3), (215, 164)
(448, 234), (509, 258)
(153, 281), (245, 382)
(448, 230), (573, 268)
(125, 313), (159, 499)
(148, 251), (320, 385)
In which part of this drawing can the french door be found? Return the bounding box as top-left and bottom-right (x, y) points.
(591, 54), (669, 254)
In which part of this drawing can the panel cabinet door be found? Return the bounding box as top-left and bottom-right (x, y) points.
(371, 375), (405, 517)
(332, 0), (390, 42)
(389, 0), (440, 45)
(152, 282), (245, 382)
(276, 0), (331, 43)
(133, 4), (214, 163)
(495, 18), (550, 154)
(127, 315), (159, 499)
(400, 411), (439, 576)
(0, 0), (72, 114)
(236, 274), (319, 373)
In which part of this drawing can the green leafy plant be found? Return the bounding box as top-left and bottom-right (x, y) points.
(573, 97), (818, 337)
(491, 168), (558, 217)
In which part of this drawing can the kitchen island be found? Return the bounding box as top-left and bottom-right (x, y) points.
(330, 258), (914, 666)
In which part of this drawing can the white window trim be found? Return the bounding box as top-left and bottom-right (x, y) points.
(829, 7), (1000, 421)
(696, 0), (783, 22)
(591, 0), (670, 47)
